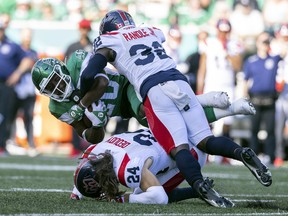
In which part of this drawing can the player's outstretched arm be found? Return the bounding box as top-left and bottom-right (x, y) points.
(128, 158), (168, 204)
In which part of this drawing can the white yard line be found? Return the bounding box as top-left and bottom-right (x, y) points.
(1, 187), (288, 198)
(0, 188), (71, 193)
(2, 213), (288, 216)
(0, 163), (75, 171)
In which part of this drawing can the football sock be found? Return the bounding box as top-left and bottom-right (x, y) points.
(205, 136), (242, 161)
(213, 107), (234, 120)
(174, 149), (203, 186)
(203, 107), (217, 123)
(167, 187), (199, 203)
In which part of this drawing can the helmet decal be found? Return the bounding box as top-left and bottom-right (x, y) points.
(99, 10), (135, 35)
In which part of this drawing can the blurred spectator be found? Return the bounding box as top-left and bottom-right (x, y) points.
(197, 19), (244, 163)
(164, 25), (183, 64)
(230, 0), (265, 58)
(0, 0), (16, 15)
(270, 23), (288, 57)
(208, 0), (231, 28)
(40, 2), (58, 21)
(232, 0), (261, 10)
(64, 19), (93, 158)
(65, 0), (83, 22)
(11, 0), (33, 20)
(65, 19), (93, 59)
(243, 31), (282, 165)
(11, 28), (38, 157)
(0, 14), (35, 156)
(274, 24), (288, 167)
(184, 29), (209, 92)
(262, 0), (288, 32)
(185, 0), (216, 26)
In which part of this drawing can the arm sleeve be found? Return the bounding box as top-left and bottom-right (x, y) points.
(80, 53), (108, 95)
(129, 186), (168, 204)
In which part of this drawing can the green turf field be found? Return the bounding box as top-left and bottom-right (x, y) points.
(0, 155), (288, 216)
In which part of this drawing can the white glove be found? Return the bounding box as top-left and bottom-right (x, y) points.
(84, 101), (108, 127)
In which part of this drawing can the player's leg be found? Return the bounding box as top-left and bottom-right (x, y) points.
(147, 81), (234, 207)
(196, 91), (231, 109)
(203, 98), (256, 123)
(177, 81), (272, 187)
(158, 147), (233, 206)
(197, 135), (272, 187)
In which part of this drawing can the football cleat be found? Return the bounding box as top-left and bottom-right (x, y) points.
(231, 98), (256, 115)
(193, 178), (235, 208)
(197, 91), (231, 109)
(241, 148), (272, 187)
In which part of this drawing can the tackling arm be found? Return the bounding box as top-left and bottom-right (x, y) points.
(80, 48), (115, 98)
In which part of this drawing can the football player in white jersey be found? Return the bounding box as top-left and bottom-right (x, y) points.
(67, 10), (272, 207)
(71, 127), (270, 206)
(72, 129), (228, 205)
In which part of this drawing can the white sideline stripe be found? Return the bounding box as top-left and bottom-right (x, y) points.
(3, 213), (288, 216)
(1, 188), (288, 198)
(233, 199), (275, 202)
(0, 176), (61, 180)
(0, 188), (71, 193)
(0, 163), (75, 171)
(224, 194), (288, 198)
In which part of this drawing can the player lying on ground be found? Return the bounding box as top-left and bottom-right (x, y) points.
(72, 128), (270, 207)
(31, 51), (255, 144)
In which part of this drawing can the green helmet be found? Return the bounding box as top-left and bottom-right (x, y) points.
(31, 58), (74, 102)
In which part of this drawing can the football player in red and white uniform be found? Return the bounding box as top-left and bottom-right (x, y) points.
(67, 10), (272, 207)
(72, 129), (224, 205)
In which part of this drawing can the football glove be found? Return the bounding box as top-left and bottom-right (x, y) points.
(69, 104), (85, 121)
(85, 101), (108, 127)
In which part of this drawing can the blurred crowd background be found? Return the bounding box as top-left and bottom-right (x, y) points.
(1, 0), (288, 167)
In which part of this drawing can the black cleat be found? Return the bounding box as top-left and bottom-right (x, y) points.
(193, 178), (235, 208)
(241, 148), (272, 187)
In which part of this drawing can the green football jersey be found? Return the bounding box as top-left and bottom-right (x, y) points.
(48, 50), (144, 125)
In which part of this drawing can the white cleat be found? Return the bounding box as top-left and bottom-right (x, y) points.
(197, 91), (231, 109)
(231, 98), (256, 115)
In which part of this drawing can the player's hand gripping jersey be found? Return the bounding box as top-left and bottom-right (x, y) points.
(81, 129), (207, 190)
(93, 26), (186, 98)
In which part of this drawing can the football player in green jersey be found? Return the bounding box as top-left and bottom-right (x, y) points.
(31, 49), (256, 144)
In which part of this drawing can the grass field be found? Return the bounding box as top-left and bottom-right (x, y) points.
(0, 155), (288, 216)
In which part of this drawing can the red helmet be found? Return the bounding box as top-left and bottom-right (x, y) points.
(99, 10), (135, 35)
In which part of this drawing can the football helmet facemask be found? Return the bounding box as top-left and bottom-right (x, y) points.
(31, 58), (74, 102)
(74, 158), (103, 198)
(99, 9), (135, 35)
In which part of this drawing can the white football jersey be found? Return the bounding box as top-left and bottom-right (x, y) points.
(82, 129), (207, 190)
(203, 37), (238, 91)
(93, 26), (177, 93)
